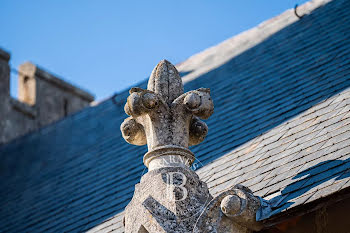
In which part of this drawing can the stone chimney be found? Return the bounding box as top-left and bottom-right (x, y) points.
(18, 62), (94, 126)
(0, 48), (94, 144)
(0, 49), (10, 97)
(121, 60), (270, 233)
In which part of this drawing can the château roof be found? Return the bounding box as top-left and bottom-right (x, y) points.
(1, 0), (350, 232)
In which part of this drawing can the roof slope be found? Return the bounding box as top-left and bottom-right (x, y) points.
(1, 0), (350, 232)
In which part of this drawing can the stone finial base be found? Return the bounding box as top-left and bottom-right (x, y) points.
(124, 165), (266, 233)
(144, 146), (195, 170)
(124, 166), (212, 233)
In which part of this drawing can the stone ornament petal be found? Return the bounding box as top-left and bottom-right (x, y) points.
(121, 60), (214, 169)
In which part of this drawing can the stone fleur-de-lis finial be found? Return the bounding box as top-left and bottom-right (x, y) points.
(121, 60), (214, 169)
(121, 60), (268, 233)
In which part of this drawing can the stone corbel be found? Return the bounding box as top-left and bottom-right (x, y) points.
(193, 184), (265, 233)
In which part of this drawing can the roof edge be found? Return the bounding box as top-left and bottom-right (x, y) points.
(177, 0), (332, 84)
(262, 186), (350, 228)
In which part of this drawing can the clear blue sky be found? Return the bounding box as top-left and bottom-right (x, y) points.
(1, 0), (308, 100)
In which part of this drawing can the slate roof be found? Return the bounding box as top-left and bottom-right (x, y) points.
(1, 0), (350, 232)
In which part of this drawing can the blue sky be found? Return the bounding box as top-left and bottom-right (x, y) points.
(1, 0), (308, 100)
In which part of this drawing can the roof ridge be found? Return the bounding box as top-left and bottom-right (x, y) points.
(176, 0), (332, 85)
(94, 0), (332, 106)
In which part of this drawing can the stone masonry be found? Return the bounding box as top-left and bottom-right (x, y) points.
(121, 60), (269, 233)
(0, 48), (94, 144)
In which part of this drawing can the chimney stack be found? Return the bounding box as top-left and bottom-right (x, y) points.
(18, 62), (94, 127)
(0, 48), (10, 97)
(0, 50), (94, 144)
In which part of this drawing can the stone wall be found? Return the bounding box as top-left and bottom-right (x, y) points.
(0, 48), (94, 144)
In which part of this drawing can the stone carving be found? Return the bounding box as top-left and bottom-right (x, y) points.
(121, 60), (213, 170)
(124, 166), (212, 233)
(193, 184), (263, 233)
(121, 60), (269, 233)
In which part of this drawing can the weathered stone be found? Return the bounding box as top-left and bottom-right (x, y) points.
(121, 60), (269, 233)
(221, 195), (242, 216)
(0, 51), (94, 144)
(121, 60), (213, 169)
(0, 49), (10, 97)
(193, 184), (263, 233)
(124, 167), (212, 233)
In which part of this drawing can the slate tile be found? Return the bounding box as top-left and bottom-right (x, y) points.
(250, 175), (276, 193)
(287, 190), (317, 210)
(340, 179), (350, 189)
